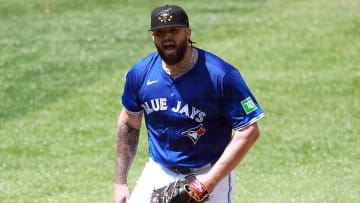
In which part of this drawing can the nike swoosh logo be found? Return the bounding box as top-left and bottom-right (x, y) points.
(146, 80), (158, 85)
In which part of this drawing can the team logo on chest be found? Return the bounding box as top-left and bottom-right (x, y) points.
(181, 124), (206, 145)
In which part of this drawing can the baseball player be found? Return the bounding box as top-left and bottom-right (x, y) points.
(113, 4), (265, 203)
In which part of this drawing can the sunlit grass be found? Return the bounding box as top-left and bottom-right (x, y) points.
(0, 0), (359, 202)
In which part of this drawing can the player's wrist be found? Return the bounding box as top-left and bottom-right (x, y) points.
(195, 174), (216, 194)
(183, 178), (210, 202)
(114, 182), (129, 188)
(185, 179), (209, 199)
(114, 175), (128, 185)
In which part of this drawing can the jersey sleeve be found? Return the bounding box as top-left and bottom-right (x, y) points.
(222, 69), (264, 130)
(121, 68), (143, 114)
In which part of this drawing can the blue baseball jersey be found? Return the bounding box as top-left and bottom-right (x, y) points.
(121, 48), (264, 168)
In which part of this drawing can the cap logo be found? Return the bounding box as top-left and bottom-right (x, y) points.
(157, 8), (173, 24)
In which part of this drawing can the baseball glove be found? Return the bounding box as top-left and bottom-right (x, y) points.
(150, 174), (210, 203)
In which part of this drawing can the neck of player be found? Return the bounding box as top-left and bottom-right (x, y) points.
(163, 46), (197, 79)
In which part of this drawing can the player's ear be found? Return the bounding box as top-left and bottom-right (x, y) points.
(186, 27), (191, 40)
(151, 32), (155, 41)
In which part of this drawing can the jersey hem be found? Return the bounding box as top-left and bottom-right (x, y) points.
(123, 106), (143, 115)
(234, 113), (265, 131)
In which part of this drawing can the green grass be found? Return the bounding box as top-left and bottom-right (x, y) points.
(0, 0), (359, 202)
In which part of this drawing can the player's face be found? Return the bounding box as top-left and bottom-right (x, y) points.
(152, 27), (190, 65)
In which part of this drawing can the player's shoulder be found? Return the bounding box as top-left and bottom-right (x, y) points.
(198, 48), (238, 75)
(132, 52), (160, 71)
(127, 52), (161, 77)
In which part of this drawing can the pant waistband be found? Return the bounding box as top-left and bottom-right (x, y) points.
(169, 163), (213, 174)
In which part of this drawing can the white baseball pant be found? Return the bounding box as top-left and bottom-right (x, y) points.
(128, 158), (234, 203)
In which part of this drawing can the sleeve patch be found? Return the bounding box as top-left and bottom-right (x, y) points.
(241, 97), (257, 114)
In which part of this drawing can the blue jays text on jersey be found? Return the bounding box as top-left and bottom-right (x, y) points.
(121, 48), (264, 168)
(141, 98), (206, 122)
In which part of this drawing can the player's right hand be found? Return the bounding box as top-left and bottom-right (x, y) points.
(113, 183), (130, 203)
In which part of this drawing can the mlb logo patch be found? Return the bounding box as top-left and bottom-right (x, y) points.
(241, 97), (257, 114)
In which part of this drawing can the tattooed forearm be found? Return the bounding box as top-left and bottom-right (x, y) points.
(114, 123), (140, 184)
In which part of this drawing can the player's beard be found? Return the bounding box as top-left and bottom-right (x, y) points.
(155, 37), (188, 66)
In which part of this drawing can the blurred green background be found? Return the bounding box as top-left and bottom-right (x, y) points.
(0, 0), (359, 202)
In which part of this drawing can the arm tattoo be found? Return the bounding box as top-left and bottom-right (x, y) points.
(114, 123), (140, 184)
